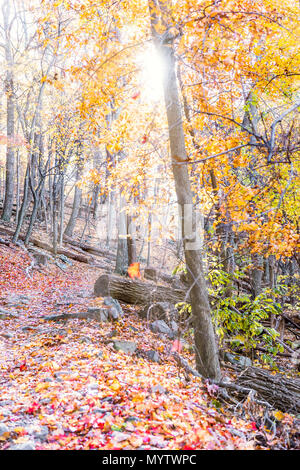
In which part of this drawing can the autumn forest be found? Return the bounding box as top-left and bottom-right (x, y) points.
(0, 0), (299, 453)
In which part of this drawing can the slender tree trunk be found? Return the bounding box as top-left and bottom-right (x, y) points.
(127, 214), (137, 265)
(2, 65), (15, 221)
(12, 162), (30, 243)
(15, 148), (20, 222)
(64, 165), (82, 238)
(115, 194), (128, 275)
(146, 212), (152, 266)
(52, 155), (59, 255)
(251, 253), (263, 299)
(148, 0), (221, 380)
(106, 191), (115, 248)
(58, 174), (65, 246)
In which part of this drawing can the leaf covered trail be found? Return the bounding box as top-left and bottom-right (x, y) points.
(0, 245), (296, 450)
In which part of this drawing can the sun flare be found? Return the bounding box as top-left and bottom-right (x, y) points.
(137, 45), (165, 102)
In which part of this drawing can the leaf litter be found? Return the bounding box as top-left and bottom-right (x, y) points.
(0, 245), (298, 450)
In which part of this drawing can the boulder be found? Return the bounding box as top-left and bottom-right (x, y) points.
(103, 296), (124, 320)
(8, 441), (36, 450)
(113, 340), (137, 354)
(58, 254), (73, 265)
(87, 307), (109, 322)
(144, 350), (160, 363)
(224, 352), (252, 368)
(25, 424), (49, 442)
(150, 384), (167, 394)
(29, 249), (50, 266)
(150, 320), (174, 339)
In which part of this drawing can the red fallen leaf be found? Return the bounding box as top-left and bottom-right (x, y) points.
(141, 135), (147, 144)
(250, 422), (257, 431)
(26, 402), (41, 414)
(19, 361), (27, 371)
(128, 262), (141, 280)
(48, 434), (67, 442)
(131, 90), (140, 100)
(170, 339), (183, 353)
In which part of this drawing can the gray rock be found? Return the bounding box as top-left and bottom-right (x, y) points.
(113, 340), (137, 354)
(31, 252), (49, 266)
(58, 254), (73, 265)
(8, 441), (36, 450)
(170, 321), (178, 333)
(0, 423), (9, 436)
(25, 425), (49, 442)
(87, 301), (122, 322)
(55, 260), (68, 271)
(87, 307), (109, 322)
(103, 297), (124, 320)
(80, 336), (91, 344)
(44, 309), (109, 323)
(87, 383), (99, 391)
(150, 384), (167, 394)
(144, 350), (160, 363)
(224, 352), (252, 368)
(150, 320), (174, 339)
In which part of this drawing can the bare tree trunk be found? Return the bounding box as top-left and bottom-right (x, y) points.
(92, 148), (102, 219)
(52, 155), (59, 255)
(15, 148), (20, 222)
(148, 0), (221, 380)
(251, 253), (263, 299)
(64, 165), (82, 238)
(127, 214), (137, 265)
(2, 1), (15, 221)
(115, 194), (128, 275)
(58, 174), (65, 246)
(146, 212), (152, 266)
(12, 161), (30, 243)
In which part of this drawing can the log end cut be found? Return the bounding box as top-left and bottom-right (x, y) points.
(94, 274), (110, 297)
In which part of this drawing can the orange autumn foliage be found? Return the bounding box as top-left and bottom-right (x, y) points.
(128, 262), (141, 280)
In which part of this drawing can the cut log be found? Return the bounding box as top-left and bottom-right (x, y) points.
(63, 235), (116, 260)
(235, 365), (300, 413)
(94, 273), (189, 305)
(0, 226), (93, 264)
(172, 352), (300, 413)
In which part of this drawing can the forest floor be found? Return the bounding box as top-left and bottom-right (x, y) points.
(0, 241), (299, 451)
